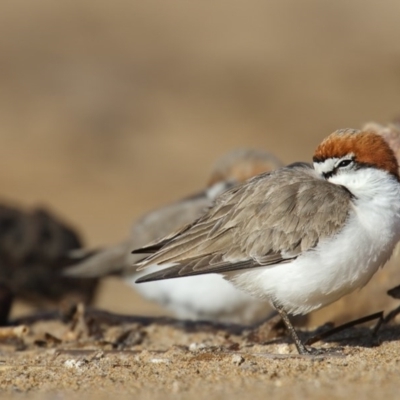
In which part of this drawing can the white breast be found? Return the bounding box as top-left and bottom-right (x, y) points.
(229, 169), (400, 315)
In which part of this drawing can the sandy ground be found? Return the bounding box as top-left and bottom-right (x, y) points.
(1, 0), (400, 398)
(0, 305), (399, 400)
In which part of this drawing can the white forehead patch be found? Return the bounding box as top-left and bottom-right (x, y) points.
(313, 158), (338, 176)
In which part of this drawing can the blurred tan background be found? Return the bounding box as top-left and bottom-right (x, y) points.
(2, 0), (400, 322)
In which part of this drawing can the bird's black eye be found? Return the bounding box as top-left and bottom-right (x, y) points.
(337, 159), (352, 168)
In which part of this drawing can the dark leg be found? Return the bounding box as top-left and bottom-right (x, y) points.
(273, 301), (317, 355)
(373, 305), (400, 336)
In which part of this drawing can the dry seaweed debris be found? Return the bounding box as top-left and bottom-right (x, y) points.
(4, 302), (393, 358)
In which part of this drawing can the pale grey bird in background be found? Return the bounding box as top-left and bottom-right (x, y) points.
(65, 148), (284, 323)
(135, 129), (400, 354)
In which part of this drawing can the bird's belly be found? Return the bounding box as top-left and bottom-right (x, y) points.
(229, 210), (400, 315)
(127, 266), (269, 323)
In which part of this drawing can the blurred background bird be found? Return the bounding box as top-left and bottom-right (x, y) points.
(0, 204), (98, 324)
(65, 148), (283, 323)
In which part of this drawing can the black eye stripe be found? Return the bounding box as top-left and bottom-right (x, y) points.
(337, 159), (352, 168)
(318, 157), (355, 179)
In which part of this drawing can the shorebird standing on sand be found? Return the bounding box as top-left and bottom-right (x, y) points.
(66, 148), (283, 324)
(135, 129), (400, 354)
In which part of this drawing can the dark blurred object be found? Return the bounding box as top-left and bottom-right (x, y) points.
(387, 285), (400, 299)
(0, 283), (13, 325)
(0, 204), (98, 324)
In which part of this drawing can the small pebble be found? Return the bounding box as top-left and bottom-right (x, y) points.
(231, 354), (245, 366)
(276, 344), (290, 354)
(150, 358), (171, 364)
(63, 359), (86, 369)
(189, 343), (207, 352)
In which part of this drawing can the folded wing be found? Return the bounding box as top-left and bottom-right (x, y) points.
(135, 166), (352, 282)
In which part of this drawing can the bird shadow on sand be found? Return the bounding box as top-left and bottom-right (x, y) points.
(5, 302), (400, 355)
(10, 305), (253, 334)
(255, 309), (400, 354)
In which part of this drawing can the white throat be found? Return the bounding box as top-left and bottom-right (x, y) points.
(328, 167), (399, 202)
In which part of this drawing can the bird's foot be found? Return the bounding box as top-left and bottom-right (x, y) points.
(297, 344), (344, 357)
